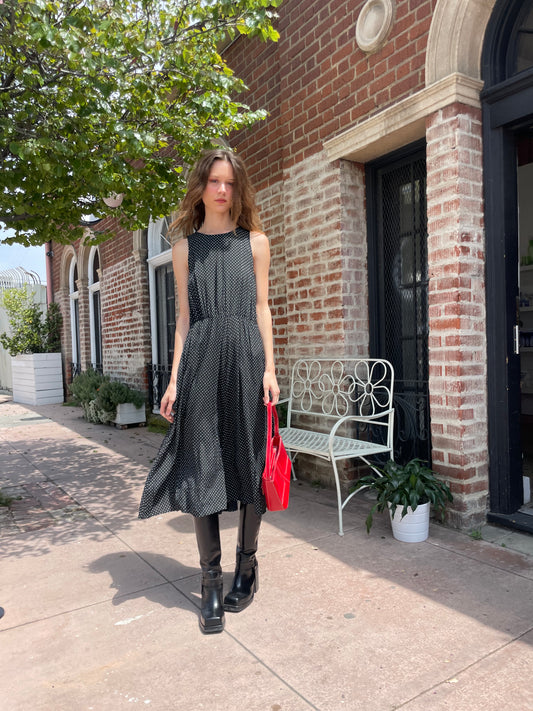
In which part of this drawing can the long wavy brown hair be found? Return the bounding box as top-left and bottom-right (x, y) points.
(169, 149), (262, 239)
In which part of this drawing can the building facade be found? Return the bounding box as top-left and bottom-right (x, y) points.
(50, 0), (533, 533)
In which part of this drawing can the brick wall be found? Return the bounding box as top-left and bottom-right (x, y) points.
(226, 0), (434, 390)
(339, 158), (368, 355)
(49, 1), (498, 526)
(426, 103), (488, 529)
(52, 227), (151, 393)
(279, 150), (370, 488)
(99, 254), (151, 392)
(280, 150), (369, 362)
(225, 38), (283, 193)
(256, 179), (289, 392)
(228, 0), (436, 176)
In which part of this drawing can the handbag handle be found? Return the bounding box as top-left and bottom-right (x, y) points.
(266, 401), (280, 438)
(264, 402), (280, 477)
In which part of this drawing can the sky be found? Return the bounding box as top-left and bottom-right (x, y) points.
(0, 228), (48, 283)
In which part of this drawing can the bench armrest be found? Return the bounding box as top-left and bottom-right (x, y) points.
(329, 410), (394, 432)
(328, 410), (395, 452)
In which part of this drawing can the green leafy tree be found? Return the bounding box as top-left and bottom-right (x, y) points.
(0, 0), (281, 246)
(0, 287), (62, 355)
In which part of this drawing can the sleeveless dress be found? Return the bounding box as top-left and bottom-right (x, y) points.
(138, 227), (267, 519)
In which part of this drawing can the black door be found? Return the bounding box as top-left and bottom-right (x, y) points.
(482, 0), (533, 531)
(483, 96), (533, 528)
(367, 141), (431, 464)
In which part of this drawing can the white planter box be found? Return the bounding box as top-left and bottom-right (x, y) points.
(112, 402), (146, 426)
(11, 353), (63, 405)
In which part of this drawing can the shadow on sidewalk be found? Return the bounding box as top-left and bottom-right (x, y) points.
(88, 551), (200, 611)
(3, 396), (533, 652)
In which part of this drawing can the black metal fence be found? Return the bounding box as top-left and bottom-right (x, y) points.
(70, 362), (82, 381)
(393, 379), (431, 464)
(147, 363), (173, 411)
(70, 362), (103, 382)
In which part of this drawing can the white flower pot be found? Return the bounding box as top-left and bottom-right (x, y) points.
(11, 353), (63, 405)
(389, 501), (430, 542)
(112, 402), (146, 426)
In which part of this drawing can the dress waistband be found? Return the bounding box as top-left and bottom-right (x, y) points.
(190, 313), (257, 326)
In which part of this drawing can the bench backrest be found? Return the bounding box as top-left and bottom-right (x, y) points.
(286, 358), (394, 426)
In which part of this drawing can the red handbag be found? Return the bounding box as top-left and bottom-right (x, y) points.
(262, 402), (291, 511)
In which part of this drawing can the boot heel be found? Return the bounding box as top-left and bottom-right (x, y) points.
(223, 557), (258, 613)
(224, 503), (262, 613)
(193, 514), (225, 635)
(199, 571), (225, 634)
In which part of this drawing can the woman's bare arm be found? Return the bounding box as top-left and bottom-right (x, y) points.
(159, 238), (190, 422)
(251, 231), (280, 405)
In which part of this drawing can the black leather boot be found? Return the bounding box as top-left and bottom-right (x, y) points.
(193, 513), (225, 634)
(223, 503), (261, 613)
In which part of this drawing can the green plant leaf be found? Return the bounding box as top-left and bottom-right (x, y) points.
(351, 458), (453, 533)
(0, 287), (61, 355)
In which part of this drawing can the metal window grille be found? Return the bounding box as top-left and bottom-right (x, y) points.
(147, 363), (173, 411)
(369, 149), (431, 463)
(155, 262), (175, 368)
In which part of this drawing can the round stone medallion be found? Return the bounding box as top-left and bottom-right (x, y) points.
(356, 0), (395, 54)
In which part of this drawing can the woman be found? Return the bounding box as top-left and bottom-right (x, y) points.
(139, 149), (280, 635)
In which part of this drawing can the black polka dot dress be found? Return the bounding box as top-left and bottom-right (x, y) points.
(139, 227), (267, 519)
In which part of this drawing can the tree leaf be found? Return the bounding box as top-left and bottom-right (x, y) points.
(0, 0), (281, 245)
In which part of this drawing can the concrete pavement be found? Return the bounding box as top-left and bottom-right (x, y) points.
(1, 393), (533, 711)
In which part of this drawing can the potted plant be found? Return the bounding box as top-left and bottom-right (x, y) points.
(69, 369), (145, 427)
(0, 287), (63, 405)
(351, 459), (453, 542)
(68, 368), (107, 421)
(96, 379), (146, 427)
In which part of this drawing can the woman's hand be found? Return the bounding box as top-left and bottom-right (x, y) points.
(160, 383), (176, 422)
(263, 370), (280, 406)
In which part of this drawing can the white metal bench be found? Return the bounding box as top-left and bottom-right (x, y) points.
(280, 358), (395, 536)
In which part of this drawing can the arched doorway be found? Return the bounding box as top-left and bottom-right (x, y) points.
(483, 0), (533, 531)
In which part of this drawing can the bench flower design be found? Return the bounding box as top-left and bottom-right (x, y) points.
(280, 358), (395, 535)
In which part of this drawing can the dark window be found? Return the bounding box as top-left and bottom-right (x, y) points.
(92, 289), (102, 369)
(73, 298), (80, 365)
(160, 217), (171, 253)
(155, 262), (175, 367)
(483, 0), (533, 84)
(69, 260), (80, 378)
(91, 250), (100, 284)
(515, 4), (533, 74)
(367, 145), (430, 463)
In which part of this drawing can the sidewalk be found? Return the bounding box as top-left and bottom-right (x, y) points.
(1, 393), (533, 711)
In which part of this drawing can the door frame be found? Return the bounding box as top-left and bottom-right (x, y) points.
(483, 68), (533, 531)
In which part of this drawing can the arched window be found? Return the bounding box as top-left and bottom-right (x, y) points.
(483, 0), (533, 84)
(88, 247), (102, 372)
(69, 259), (81, 378)
(513, 2), (533, 74)
(148, 215), (172, 259)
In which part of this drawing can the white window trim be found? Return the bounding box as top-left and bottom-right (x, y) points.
(147, 217), (173, 366)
